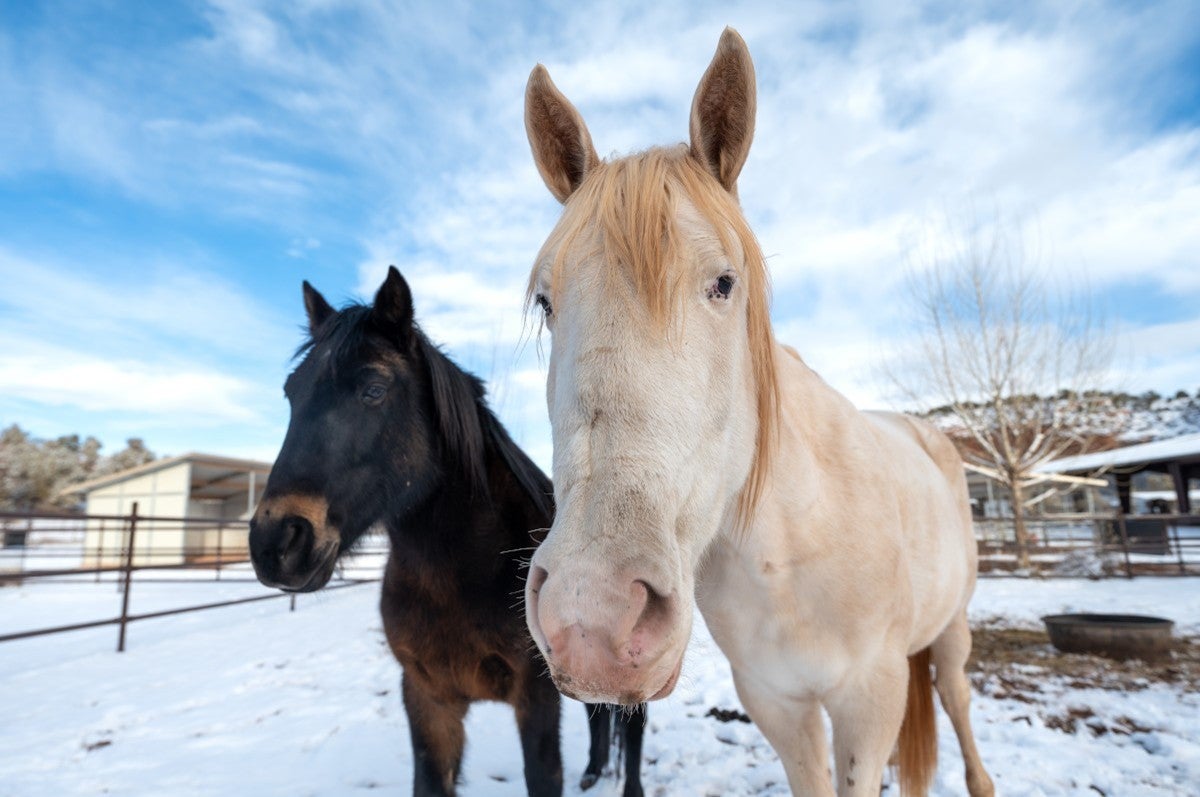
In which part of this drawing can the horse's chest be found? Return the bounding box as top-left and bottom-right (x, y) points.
(393, 645), (518, 703)
(702, 593), (842, 697)
(697, 544), (869, 696)
(379, 583), (527, 703)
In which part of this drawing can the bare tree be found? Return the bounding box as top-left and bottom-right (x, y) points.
(886, 214), (1123, 569)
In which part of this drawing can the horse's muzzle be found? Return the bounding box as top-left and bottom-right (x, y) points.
(249, 512), (339, 592)
(526, 563), (685, 704)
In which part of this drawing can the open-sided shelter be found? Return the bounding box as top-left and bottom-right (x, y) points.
(68, 453), (270, 568)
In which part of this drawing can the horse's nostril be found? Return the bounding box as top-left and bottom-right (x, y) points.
(632, 579), (673, 640)
(526, 565), (551, 654)
(277, 515), (315, 561)
(528, 565), (549, 596)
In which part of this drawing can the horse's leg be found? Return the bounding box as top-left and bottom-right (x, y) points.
(932, 612), (995, 797)
(825, 654), (910, 797)
(514, 673), (564, 797)
(402, 672), (468, 797)
(734, 672), (835, 796)
(619, 703), (646, 797)
(580, 704), (612, 790)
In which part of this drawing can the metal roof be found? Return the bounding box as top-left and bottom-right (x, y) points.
(1038, 432), (1200, 474)
(63, 452), (272, 496)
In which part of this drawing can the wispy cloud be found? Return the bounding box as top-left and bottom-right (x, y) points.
(0, 249), (294, 360)
(1124, 318), (1200, 393)
(0, 247), (293, 456)
(0, 342), (260, 425)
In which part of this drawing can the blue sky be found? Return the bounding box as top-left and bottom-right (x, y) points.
(1, 0), (1198, 469)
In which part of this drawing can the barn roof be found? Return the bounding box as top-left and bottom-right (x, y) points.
(1039, 432), (1200, 474)
(64, 452), (272, 497)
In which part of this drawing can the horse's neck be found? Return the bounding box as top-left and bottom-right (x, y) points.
(732, 342), (871, 546)
(384, 437), (537, 566)
(776, 342), (865, 467)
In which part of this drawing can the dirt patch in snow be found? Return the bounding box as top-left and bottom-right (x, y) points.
(967, 622), (1200, 693)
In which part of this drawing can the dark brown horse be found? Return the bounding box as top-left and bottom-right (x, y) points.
(248, 267), (645, 796)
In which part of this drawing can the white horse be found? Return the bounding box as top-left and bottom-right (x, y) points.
(520, 28), (995, 797)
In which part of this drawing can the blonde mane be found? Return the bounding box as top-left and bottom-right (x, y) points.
(529, 145), (779, 528)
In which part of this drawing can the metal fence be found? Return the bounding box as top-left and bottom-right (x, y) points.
(974, 512), (1200, 577)
(4, 506), (1194, 653)
(0, 505), (387, 651)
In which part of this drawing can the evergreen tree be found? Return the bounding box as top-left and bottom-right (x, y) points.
(0, 426), (156, 511)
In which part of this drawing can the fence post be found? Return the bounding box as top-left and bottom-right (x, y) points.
(19, 516), (32, 573)
(1169, 518), (1187, 575)
(215, 521), (224, 581)
(1116, 513), (1133, 580)
(117, 502), (140, 653)
(95, 518), (105, 583)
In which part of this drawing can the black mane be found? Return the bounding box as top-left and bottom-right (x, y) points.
(300, 303), (552, 518)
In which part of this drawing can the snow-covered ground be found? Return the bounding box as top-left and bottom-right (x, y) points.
(1, 576), (1198, 796)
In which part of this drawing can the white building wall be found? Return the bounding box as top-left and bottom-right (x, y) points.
(82, 462), (192, 568)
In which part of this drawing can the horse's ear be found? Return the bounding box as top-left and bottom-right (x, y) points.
(525, 64), (600, 203)
(689, 27), (756, 193)
(302, 281), (335, 335)
(370, 266), (415, 343)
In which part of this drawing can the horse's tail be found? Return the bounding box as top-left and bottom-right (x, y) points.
(897, 647), (937, 796)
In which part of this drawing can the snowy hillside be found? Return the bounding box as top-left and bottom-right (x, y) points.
(1119, 392), (1200, 441)
(922, 391), (1200, 447)
(1, 577), (1198, 796)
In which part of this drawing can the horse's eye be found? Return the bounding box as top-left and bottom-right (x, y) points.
(710, 273), (736, 300)
(361, 383), (387, 404)
(535, 294), (553, 317)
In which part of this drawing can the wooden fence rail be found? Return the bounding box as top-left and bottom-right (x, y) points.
(973, 512), (1199, 577)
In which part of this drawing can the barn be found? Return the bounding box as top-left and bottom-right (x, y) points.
(67, 453), (271, 568)
(1038, 432), (1200, 515)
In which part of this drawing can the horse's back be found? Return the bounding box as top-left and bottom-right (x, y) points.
(863, 410), (978, 642)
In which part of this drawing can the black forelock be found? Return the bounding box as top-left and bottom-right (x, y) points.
(293, 303), (373, 366)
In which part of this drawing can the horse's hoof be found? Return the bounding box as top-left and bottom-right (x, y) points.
(579, 772), (600, 791)
(622, 784), (644, 797)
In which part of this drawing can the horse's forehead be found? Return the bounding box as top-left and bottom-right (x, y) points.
(292, 334), (392, 390)
(285, 346), (331, 398)
(674, 194), (730, 257)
